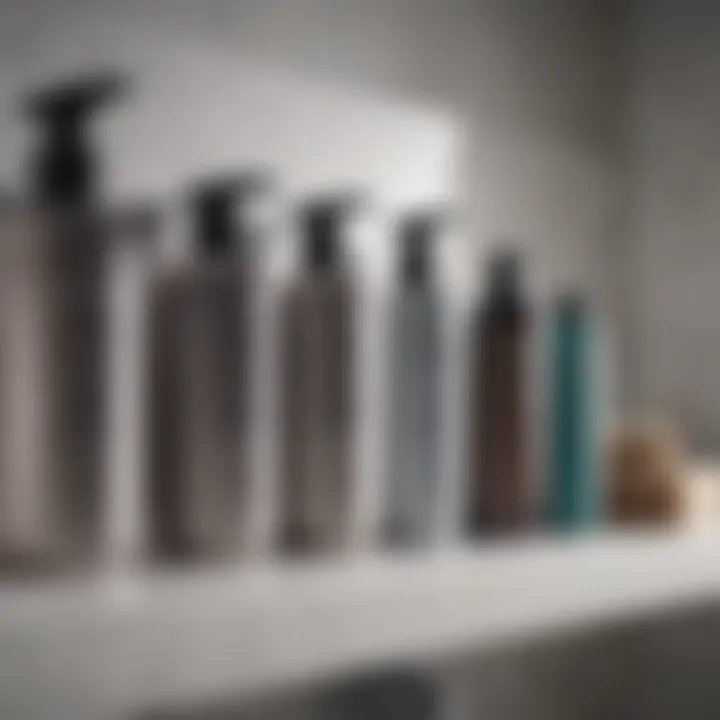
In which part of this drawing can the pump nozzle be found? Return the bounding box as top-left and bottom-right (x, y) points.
(189, 171), (272, 257)
(487, 246), (523, 301)
(300, 192), (364, 270)
(398, 209), (448, 285)
(23, 73), (127, 206)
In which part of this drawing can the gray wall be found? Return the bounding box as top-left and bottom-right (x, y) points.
(0, 0), (621, 294)
(619, 0), (720, 449)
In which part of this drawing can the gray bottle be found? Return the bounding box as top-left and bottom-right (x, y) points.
(385, 211), (445, 546)
(0, 74), (155, 572)
(149, 174), (266, 562)
(278, 195), (359, 554)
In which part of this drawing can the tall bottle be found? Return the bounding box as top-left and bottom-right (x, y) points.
(385, 211), (444, 546)
(547, 293), (601, 528)
(0, 74), (154, 571)
(149, 174), (265, 561)
(279, 195), (358, 553)
(468, 250), (530, 534)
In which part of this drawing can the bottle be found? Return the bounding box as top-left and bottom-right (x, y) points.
(547, 294), (601, 528)
(385, 210), (445, 546)
(279, 194), (359, 554)
(0, 74), (155, 572)
(467, 250), (530, 535)
(148, 174), (267, 562)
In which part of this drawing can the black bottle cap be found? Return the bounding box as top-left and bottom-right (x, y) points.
(189, 172), (270, 258)
(398, 210), (446, 286)
(300, 193), (363, 270)
(487, 247), (523, 301)
(23, 73), (126, 206)
(557, 291), (587, 319)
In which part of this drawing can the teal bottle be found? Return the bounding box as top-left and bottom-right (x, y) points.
(548, 294), (600, 529)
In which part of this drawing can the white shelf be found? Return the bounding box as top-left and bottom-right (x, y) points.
(2, 532), (720, 719)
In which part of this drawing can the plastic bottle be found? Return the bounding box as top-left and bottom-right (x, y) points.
(385, 210), (445, 546)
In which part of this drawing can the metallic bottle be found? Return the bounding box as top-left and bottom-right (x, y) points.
(279, 195), (358, 553)
(149, 175), (266, 561)
(385, 211), (444, 546)
(547, 294), (601, 529)
(468, 251), (530, 534)
(0, 74), (151, 571)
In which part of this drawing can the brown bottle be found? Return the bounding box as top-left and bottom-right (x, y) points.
(279, 195), (358, 554)
(149, 174), (265, 562)
(468, 250), (530, 534)
(0, 74), (156, 572)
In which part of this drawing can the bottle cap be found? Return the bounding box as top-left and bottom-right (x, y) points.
(557, 291), (587, 318)
(487, 246), (523, 299)
(23, 72), (127, 206)
(398, 209), (447, 285)
(299, 192), (364, 270)
(189, 171), (271, 257)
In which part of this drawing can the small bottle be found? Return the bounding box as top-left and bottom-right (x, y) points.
(547, 294), (601, 528)
(0, 73), (155, 572)
(385, 210), (445, 546)
(149, 174), (267, 562)
(467, 250), (530, 535)
(278, 194), (359, 554)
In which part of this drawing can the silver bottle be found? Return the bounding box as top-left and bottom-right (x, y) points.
(385, 211), (445, 546)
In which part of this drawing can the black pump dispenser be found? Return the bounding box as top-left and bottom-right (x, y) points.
(487, 248), (523, 307)
(24, 74), (125, 207)
(190, 174), (268, 259)
(399, 212), (444, 286)
(301, 195), (360, 271)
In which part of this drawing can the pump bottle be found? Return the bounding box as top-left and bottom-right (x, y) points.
(149, 174), (267, 561)
(0, 74), (155, 570)
(279, 195), (359, 553)
(385, 211), (445, 546)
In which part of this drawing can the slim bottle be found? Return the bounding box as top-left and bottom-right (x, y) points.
(279, 195), (358, 553)
(468, 250), (530, 534)
(149, 175), (266, 562)
(547, 294), (601, 528)
(0, 74), (152, 571)
(385, 211), (444, 546)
